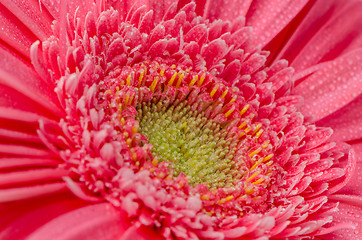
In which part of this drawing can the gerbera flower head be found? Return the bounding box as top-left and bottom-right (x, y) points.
(0, 0), (361, 239)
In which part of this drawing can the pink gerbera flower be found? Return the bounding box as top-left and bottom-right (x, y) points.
(0, 0), (361, 239)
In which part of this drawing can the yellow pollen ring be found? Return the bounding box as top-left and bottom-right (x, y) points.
(150, 77), (159, 92)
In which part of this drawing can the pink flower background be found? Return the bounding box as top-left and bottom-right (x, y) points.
(0, 0), (361, 239)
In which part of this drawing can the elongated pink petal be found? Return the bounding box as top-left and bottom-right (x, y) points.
(0, 4), (36, 58)
(0, 128), (40, 142)
(245, 0), (309, 48)
(336, 143), (362, 196)
(0, 0), (53, 40)
(26, 203), (129, 240)
(0, 168), (68, 187)
(294, 49), (362, 121)
(0, 144), (53, 157)
(317, 94), (362, 142)
(320, 201), (362, 239)
(120, 224), (163, 240)
(0, 195), (86, 240)
(202, 0), (252, 21)
(0, 46), (63, 117)
(0, 108), (54, 123)
(290, 1), (362, 72)
(0, 182), (68, 202)
(0, 157), (59, 169)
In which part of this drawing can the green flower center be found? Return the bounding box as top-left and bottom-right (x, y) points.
(136, 99), (243, 190)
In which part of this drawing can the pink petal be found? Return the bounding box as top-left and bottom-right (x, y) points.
(0, 107), (54, 123)
(0, 157), (59, 169)
(245, 0), (309, 48)
(0, 182), (68, 202)
(0, 46), (63, 117)
(202, 0), (252, 21)
(0, 5), (36, 58)
(289, 1), (362, 72)
(1, 0), (53, 40)
(26, 203), (130, 240)
(336, 143), (362, 196)
(120, 223), (164, 240)
(320, 201), (362, 239)
(317, 94), (362, 142)
(0, 195), (86, 240)
(294, 49), (362, 121)
(0, 144), (53, 157)
(0, 168), (67, 187)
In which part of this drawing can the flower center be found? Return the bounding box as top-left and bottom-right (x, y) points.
(136, 99), (242, 190)
(98, 60), (278, 197)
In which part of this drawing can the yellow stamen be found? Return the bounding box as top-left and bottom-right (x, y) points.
(253, 123), (262, 135)
(245, 186), (254, 195)
(249, 147), (262, 158)
(256, 129), (264, 138)
(120, 118), (126, 125)
(138, 70), (145, 86)
(131, 126), (138, 135)
(168, 72), (178, 86)
(160, 68), (165, 76)
(266, 161), (273, 166)
(250, 159), (263, 171)
(262, 140), (270, 149)
(198, 73), (206, 86)
(150, 77), (159, 92)
(176, 72), (185, 88)
(240, 104), (250, 116)
(252, 178), (264, 185)
(124, 92), (130, 106)
(201, 195), (210, 201)
(224, 108), (235, 118)
(247, 171), (260, 181)
(152, 158), (158, 166)
(221, 89), (228, 98)
(210, 84), (219, 98)
(238, 121), (247, 129)
(229, 95), (237, 103)
(189, 75), (198, 87)
(126, 74), (131, 86)
(263, 154), (274, 162)
(244, 127), (251, 134)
